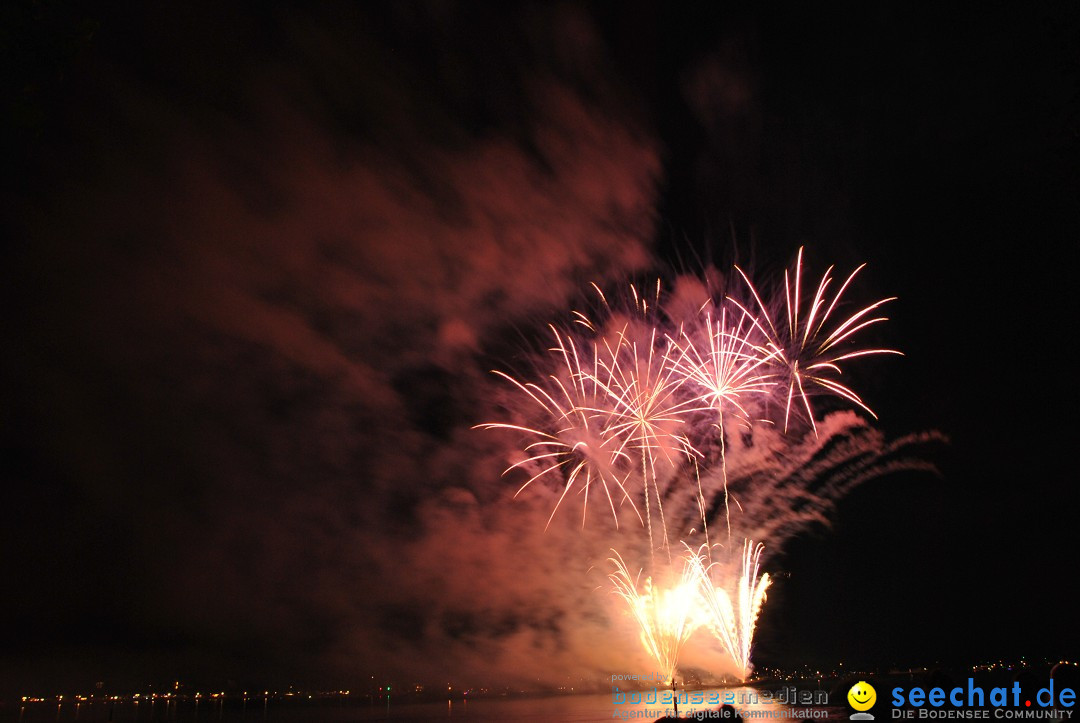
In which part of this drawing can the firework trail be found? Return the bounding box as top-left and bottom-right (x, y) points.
(684, 411), (946, 558)
(687, 540), (772, 681)
(667, 304), (777, 546)
(732, 246), (902, 433)
(609, 550), (702, 689)
(587, 310), (701, 557)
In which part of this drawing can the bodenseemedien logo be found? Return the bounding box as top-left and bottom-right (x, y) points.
(849, 681), (878, 720)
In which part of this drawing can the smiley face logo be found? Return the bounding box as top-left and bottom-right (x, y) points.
(848, 681), (877, 712)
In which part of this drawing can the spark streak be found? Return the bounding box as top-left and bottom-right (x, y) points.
(687, 540), (772, 681)
(667, 306), (777, 543)
(733, 247), (902, 433)
(608, 550), (701, 688)
(476, 326), (640, 529)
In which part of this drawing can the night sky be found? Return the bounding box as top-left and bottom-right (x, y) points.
(3, 1), (1079, 699)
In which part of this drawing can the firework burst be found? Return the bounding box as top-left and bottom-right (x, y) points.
(476, 325), (641, 529)
(667, 305), (776, 428)
(733, 247), (902, 433)
(667, 304), (777, 543)
(587, 313), (701, 554)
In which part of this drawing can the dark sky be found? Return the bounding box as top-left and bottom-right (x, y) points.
(2, 0), (1079, 698)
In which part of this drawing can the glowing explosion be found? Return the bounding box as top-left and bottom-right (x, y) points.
(609, 549), (701, 688)
(481, 248), (933, 683)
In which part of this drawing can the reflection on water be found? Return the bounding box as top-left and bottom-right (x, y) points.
(16, 686), (817, 722)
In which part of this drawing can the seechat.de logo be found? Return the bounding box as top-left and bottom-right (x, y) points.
(891, 677), (1076, 719)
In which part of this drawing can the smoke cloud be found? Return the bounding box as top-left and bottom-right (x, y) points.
(4, 3), (661, 690)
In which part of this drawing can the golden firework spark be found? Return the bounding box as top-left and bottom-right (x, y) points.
(687, 540), (771, 681)
(608, 549), (702, 687)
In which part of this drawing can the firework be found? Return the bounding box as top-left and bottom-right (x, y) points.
(479, 283), (703, 541)
(587, 312), (701, 554)
(733, 247), (902, 433)
(592, 323), (699, 470)
(479, 254), (928, 684)
(608, 549), (702, 688)
(688, 540), (771, 681)
(667, 305), (776, 428)
(476, 325), (642, 528)
(667, 304), (777, 543)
